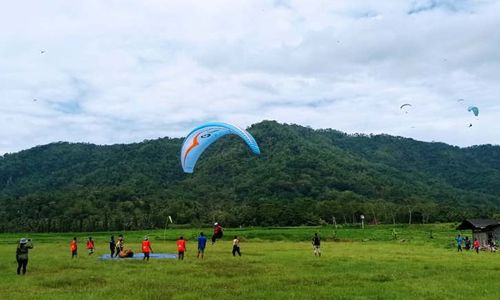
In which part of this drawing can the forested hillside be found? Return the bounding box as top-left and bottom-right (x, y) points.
(1, 121), (499, 232)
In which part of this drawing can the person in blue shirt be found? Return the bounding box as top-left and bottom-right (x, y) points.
(455, 234), (464, 252)
(197, 232), (207, 259)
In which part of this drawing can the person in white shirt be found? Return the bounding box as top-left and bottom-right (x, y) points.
(232, 236), (241, 256)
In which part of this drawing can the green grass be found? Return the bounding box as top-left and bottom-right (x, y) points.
(0, 224), (498, 299)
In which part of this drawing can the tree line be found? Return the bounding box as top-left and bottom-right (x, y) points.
(0, 121), (499, 232)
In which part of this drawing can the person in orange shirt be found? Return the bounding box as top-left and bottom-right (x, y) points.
(142, 236), (153, 261)
(177, 236), (186, 260)
(473, 238), (481, 254)
(86, 237), (95, 255)
(70, 237), (77, 258)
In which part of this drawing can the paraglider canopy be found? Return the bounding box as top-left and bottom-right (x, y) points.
(180, 122), (260, 173)
(400, 103), (412, 113)
(467, 106), (479, 117)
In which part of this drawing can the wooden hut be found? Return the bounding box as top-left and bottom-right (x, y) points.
(456, 219), (500, 247)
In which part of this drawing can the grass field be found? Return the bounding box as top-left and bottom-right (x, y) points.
(0, 224), (499, 299)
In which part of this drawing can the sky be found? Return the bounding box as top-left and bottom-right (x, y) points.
(1, 0), (499, 154)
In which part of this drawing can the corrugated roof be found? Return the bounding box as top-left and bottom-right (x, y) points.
(456, 219), (500, 230)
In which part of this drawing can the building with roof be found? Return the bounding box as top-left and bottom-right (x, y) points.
(456, 219), (500, 247)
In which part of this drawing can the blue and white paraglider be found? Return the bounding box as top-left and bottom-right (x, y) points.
(467, 106), (479, 117)
(180, 122), (260, 173)
(467, 106), (479, 128)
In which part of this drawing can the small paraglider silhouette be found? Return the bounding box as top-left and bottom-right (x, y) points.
(400, 103), (412, 114)
(469, 123), (473, 128)
(40, 50), (45, 54)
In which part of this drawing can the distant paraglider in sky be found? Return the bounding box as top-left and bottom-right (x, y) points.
(180, 122), (260, 173)
(467, 106), (479, 128)
(400, 103), (412, 114)
(467, 106), (479, 117)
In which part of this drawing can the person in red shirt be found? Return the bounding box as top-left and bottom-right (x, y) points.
(142, 236), (153, 261)
(211, 222), (224, 245)
(70, 237), (77, 258)
(473, 238), (481, 254)
(177, 236), (186, 260)
(86, 237), (95, 255)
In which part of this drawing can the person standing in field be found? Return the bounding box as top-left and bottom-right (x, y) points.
(142, 236), (153, 261)
(115, 234), (124, 257)
(232, 236), (241, 257)
(455, 234), (463, 252)
(177, 236), (186, 260)
(16, 238), (33, 275)
(70, 237), (78, 258)
(473, 238), (480, 254)
(86, 237), (95, 255)
(312, 233), (321, 257)
(464, 236), (471, 251)
(197, 232), (207, 259)
(109, 235), (116, 257)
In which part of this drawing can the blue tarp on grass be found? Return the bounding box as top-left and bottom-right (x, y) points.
(99, 253), (177, 260)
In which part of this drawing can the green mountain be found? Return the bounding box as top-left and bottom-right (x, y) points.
(0, 121), (499, 232)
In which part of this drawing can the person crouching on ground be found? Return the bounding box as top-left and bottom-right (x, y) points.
(177, 236), (186, 260)
(142, 236), (153, 261)
(16, 238), (33, 275)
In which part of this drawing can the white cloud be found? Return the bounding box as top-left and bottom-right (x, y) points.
(1, 0), (499, 154)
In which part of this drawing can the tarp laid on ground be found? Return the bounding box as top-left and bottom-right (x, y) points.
(99, 253), (177, 260)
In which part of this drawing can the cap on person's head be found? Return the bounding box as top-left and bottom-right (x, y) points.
(214, 222), (218, 226)
(20, 238), (28, 244)
(144, 236), (149, 240)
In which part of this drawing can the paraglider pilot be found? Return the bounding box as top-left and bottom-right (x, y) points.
(212, 222), (224, 245)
